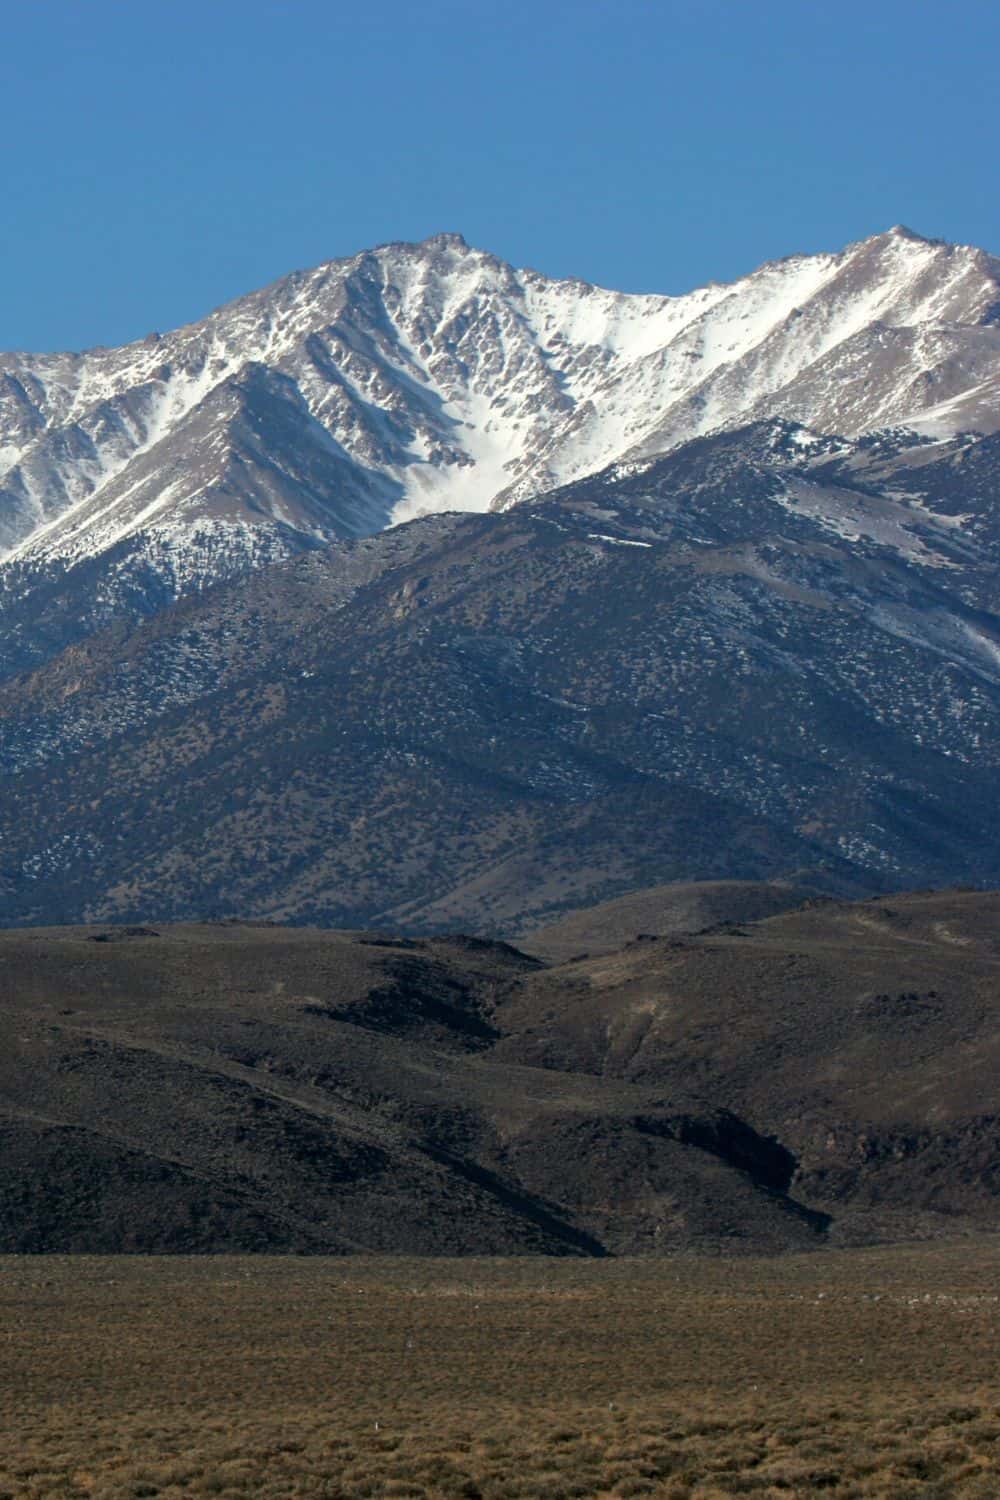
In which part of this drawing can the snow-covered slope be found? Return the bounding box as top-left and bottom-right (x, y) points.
(1, 226), (999, 577)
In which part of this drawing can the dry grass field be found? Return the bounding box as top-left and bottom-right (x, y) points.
(2, 1244), (999, 1498)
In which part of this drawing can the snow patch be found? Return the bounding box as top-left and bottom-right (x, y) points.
(587, 533), (653, 548)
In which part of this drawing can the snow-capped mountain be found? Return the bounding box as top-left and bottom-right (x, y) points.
(1, 226), (998, 584)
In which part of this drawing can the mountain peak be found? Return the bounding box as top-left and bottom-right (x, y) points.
(3, 224), (1000, 573)
(420, 231), (470, 251)
(364, 230), (476, 270)
(886, 223), (935, 244)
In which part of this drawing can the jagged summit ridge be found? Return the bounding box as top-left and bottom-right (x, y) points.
(1, 227), (998, 573)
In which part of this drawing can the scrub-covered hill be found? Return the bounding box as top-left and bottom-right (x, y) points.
(3, 888), (1000, 1254)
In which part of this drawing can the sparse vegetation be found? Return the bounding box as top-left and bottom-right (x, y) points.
(3, 1245), (999, 1497)
(3, 895), (1000, 1255)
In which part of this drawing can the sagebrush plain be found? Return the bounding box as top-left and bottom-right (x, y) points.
(3, 1242), (999, 1498)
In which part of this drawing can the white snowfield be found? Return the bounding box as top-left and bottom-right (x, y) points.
(0, 225), (998, 571)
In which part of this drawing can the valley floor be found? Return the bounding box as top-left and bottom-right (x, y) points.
(2, 1243), (999, 1498)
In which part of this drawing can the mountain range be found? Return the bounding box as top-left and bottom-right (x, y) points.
(4, 225), (999, 578)
(3, 227), (1000, 928)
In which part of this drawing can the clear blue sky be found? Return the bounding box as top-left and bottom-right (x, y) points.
(3, 0), (998, 352)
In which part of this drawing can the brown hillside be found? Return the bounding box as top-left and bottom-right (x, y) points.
(520, 878), (818, 962)
(2, 888), (999, 1254)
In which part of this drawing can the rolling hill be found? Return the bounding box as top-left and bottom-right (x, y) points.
(3, 886), (999, 1255)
